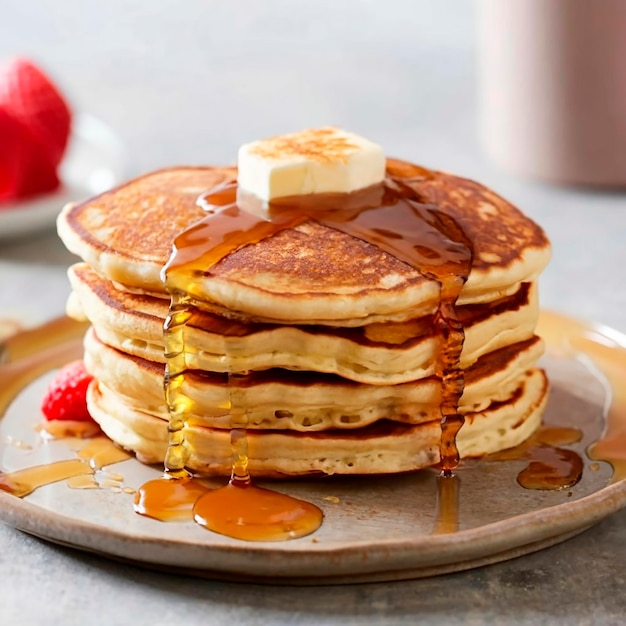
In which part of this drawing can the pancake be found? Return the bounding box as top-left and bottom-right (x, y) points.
(83, 325), (545, 433)
(86, 367), (548, 476)
(57, 152), (551, 479)
(69, 263), (540, 385)
(58, 161), (551, 325)
(57, 166), (236, 296)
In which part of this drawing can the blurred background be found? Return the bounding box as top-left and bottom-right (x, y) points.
(1, 0), (625, 329)
(0, 0), (478, 173)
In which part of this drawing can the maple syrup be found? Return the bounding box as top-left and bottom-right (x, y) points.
(134, 477), (212, 522)
(487, 425), (584, 490)
(433, 474), (460, 533)
(0, 436), (130, 498)
(136, 162), (473, 538)
(536, 311), (626, 484)
(38, 419), (101, 440)
(193, 478), (324, 541)
(0, 459), (92, 498)
(585, 347), (626, 484)
(169, 165), (472, 463)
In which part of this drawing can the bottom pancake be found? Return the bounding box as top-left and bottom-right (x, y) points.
(86, 368), (548, 477)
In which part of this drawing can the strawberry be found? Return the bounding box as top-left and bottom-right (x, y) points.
(0, 109), (59, 204)
(0, 107), (25, 203)
(15, 121), (60, 197)
(41, 360), (95, 423)
(0, 57), (72, 168)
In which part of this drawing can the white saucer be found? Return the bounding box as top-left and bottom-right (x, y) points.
(0, 114), (125, 239)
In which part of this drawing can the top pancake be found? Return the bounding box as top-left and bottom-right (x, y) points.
(57, 166), (235, 296)
(57, 161), (550, 325)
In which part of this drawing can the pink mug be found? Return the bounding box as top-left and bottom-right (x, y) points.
(478, 0), (626, 186)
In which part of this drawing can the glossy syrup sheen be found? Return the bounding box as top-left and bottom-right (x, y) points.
(0, 436), (131, 498)
(487, 425), (584, 490)
(193, 478), (324, 542)
(433, 474), (460, 534)
(137, 163), (475, 539)
(166, 164), (472, 465)
(537, 311), (626, 484)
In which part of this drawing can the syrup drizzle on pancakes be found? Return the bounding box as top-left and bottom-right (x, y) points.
(139, 163), (474, 538)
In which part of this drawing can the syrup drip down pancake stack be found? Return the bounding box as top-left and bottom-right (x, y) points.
(57, 129), (551, 477)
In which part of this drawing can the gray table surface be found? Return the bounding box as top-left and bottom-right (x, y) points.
(1, 2), (625, 624)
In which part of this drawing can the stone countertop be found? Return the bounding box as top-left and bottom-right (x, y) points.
(1, 2), (625, 624)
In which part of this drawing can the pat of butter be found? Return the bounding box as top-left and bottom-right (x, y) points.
(237, 128), (385, 202)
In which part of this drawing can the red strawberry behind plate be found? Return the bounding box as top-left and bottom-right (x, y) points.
(0, 57), (72, 203)
(0, 58), (72, 166)
(0, 107), (26, 203)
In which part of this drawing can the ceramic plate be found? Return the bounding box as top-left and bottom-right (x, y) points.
(0, 311), (625, 584)
(0, 114), (125, 239)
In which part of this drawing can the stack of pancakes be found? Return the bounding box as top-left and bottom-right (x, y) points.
(57, 162), (551, 476)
